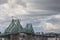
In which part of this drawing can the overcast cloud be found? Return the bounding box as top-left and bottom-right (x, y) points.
(0, 0), (60, 33)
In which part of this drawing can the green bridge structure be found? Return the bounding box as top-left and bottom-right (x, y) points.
(0, 18), (60, 40)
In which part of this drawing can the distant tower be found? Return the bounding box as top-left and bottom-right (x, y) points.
(4, 16), (23, 33)
(24, 23), (34, 34)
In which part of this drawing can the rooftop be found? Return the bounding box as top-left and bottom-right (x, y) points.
(4, 18), (34, 34)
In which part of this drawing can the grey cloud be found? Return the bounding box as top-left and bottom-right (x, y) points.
(47, 18), (60, 24)
(0, 0), (60, 12)
(17, 0), (26, 7)
(28, 11), (59, 16)
(26, 0), (60, 12)
(0, 0), (60, 16)
(0, 0), (7, 4)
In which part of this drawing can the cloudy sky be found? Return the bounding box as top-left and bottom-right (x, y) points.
(0, 0), (60, 33)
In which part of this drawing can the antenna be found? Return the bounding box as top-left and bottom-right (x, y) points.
(20, 16), (22, 21)
(11, 16), (15, 19)
(11, 16), (14, 19)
